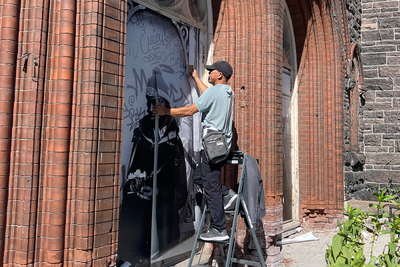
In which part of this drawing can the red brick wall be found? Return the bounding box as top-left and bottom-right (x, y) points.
(216, 0), (284, 190)
(0, 0), (126, 265)
(216, 0), (346, 233)
(0, 0), (20, 264)
(213, 1), (285, 263)
(287, 0), (346, 225)
(206, 0), (348, 264)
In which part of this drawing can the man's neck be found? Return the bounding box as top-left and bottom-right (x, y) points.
(213, 80), (227, 86)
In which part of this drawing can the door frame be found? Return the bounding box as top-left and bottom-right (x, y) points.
(282, 3), (299, 223)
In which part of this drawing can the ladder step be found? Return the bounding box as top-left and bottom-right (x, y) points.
(224, 210), (237, 215)
(204, 210), (238, 215)
(196, 238), (230, 245)
(231, 258), (262, 267)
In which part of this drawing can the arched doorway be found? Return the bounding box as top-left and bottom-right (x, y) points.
(282, 3), (298, 222)
(119, 1), (212, 266)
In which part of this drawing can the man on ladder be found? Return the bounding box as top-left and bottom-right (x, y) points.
(153, 60), (237, 242)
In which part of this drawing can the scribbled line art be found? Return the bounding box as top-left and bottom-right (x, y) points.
(170, 83), (190, 104)
(125, 4), (195, 131)
(125, 67), (190, 131)
(172, 21), (190, 67)
(141, 30), (184, 69)
(124, 105), (146, 131)
(127, 3), (146, 28)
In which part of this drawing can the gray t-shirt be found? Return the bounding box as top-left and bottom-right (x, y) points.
(194, 84), (235, 149)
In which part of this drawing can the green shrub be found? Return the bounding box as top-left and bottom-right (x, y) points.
(325, 189), (400, 267)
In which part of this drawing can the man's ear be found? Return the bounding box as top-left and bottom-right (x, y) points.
(219, 72), (227, 82)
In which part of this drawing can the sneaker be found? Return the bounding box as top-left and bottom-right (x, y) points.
(199, 228), (229, 242)
(223, 189), (237, 211)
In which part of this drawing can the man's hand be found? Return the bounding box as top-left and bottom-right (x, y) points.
(152, 103), (169, 116)
(191, 69), (199, 80)
(189, 68), (208, 93)
(139, 186), (153, 201)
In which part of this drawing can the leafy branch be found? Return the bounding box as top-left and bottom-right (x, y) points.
(325, 189), (400, 267)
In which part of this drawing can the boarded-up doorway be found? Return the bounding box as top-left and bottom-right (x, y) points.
(282, 67), (292, 221)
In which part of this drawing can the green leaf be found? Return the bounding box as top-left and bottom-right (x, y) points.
(336, 256), (346, 264)
(330, 263), (352, 267)
(352, 249), (366, 267)
(384, 195), (396, 202)
(329, 248), (336, 264)
(325, 249), (330, 264)
(389, 242), (397, 254)
(332, 234), (344, 260)
(341, 246), (351, 264)
(385, 254), (393, 267)
(326, 246), (335, 264)
(369, 256), (377, 265)
(380, 230), (391, 235)
(379, 256), (384, 266)
(328, 253), (335, 264)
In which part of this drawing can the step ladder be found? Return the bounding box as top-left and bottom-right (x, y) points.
(187, 151), (266, 267)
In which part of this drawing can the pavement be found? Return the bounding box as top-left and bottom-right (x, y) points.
(282, 199), (393, 267)
(282, 229), (337, 267)
(282, 227), (391, 267)
(172, 200), (394, 267)
(174, 242), (213, 267)
(173, 228), (391, 267)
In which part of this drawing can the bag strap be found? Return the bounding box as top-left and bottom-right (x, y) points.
(222, 92), (233, 133)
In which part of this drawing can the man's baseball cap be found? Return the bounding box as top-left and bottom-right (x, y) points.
(205, 61), (233, 80)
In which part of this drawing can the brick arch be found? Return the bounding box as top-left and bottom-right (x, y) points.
(213, 0), (346, 229)
(215, 0), (285, 201)
(212, 3), (286, 261)
(342, 42), (365, 201)
(286, 0), (345, 224)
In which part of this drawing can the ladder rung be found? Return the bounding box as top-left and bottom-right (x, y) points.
(204, 210), (238, 216)
(196, 238), (230, 245)
(231, 258), (262, 267)
(224, 210), (236, 215)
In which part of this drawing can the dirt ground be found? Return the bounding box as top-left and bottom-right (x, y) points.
(282, 229), (337, 267)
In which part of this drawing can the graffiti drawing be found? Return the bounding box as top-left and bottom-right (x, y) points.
(118, 3), (204, 266)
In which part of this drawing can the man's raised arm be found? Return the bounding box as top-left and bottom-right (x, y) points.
(153, 103), (199, 117)
(191, 69), (208, 94)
